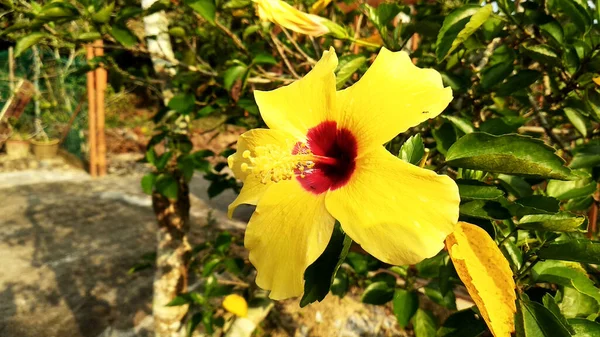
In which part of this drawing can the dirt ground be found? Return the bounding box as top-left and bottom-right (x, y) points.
(0, 163), (411, 337)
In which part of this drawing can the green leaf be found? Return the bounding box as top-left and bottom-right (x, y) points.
(568, 318), (600, 336)
(166, 294), (192, 306)
(187, 312), (203, 337)
(447, 5), (493, 60)
(399, 134), (425, 166)
(335, 56), (366, 89)
(444, 115), (474, 134)
(537, 240), (600, 265)
(457, 180), (504, 201)
(91, 2), (114, 23)
(141, 173), (156, 195)
(559, 286), (599, 318)
(186, 0), (215, 24)
(521, 44), (560, 65)
(502, 239), (523, 271)
(14, 33), (44, 57)
(38, 1), (79, 20)
(510, 195), (560, 217)
(155, 174), (179, 200)
(497, 174), (533, 198)
(446, 133), (575, 180)
(435, 5), (482, 61)
(360, 281), (395, 305)
(518, 212), (587, 232)
(480, 62), (514, 89)
(413, 309), (437, 337)
(437, 308), (487, 337)
(168, 93), (196, 115)
(546, 175), (597, 200)
(556, 0), (591, 33)
(516, 296), (572, 337)
(564, 107), (588, 137)
(424, 283), (456, 310)
(252, 53), (277, 65)
(496, 70), (542, 96)
(223, 65), (247, 91)
(542, 294), (576, 334)
(330, 268), (349, 297)
(571, 142), (600, 169)
(392, 289), (419, 329)
(111, 25), (138, 47)
(533, 261), (600, 304)
(433, 122), (458, 156)
(460, 200), (511, 220)
(301, 223), (352, 307)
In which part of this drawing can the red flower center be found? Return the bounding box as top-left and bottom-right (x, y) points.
(293, 121), (358, 194)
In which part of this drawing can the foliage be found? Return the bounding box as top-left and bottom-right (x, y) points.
(3, 0), (600, 335)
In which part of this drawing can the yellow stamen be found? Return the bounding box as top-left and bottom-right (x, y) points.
(242, 143), (321, 184)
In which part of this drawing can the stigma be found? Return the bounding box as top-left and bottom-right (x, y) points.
(240, 143), (315, 184)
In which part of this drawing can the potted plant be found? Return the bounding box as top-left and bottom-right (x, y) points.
(4, 117), (33, 159)
(30, 126), (60, 160)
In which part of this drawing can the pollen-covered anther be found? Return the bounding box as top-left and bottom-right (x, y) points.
(242, 144), (315, 184)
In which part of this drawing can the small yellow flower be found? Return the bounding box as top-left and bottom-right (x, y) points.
(228, 47), (460, 300)
(254, 0), (330, 36)
(222, 294), (248, 317)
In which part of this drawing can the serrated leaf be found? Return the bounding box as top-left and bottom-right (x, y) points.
(445, 222), (516, 337)
(14, 33), (44, 57)
(533, 260), (600, 304)
(518, 212), (587, 232)
(301, 223), (352, 307)
(537, 240), (600, 265)
(435, 5), (482, 60)
(399, 134), (425, 166)
(446, 133), (575, 180)
(392, 289), (419, 329)
(335, 56), (366, 89)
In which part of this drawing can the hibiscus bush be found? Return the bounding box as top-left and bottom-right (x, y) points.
(3, 0), (600, 336)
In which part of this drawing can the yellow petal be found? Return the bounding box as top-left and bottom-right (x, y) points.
(254, 48), (337, 139)
(255, 0), (330, 36)
(593, 77), (600, 86)
(310, 0), (333, 14)
(222, 294), (248, 317)
(445, 222), (516, 337)
(228, 175), (269, 218)
(245, 179), (335, 300)
(335, 48), (453, 151)
(227, 128), (297, 181)
(324, 147), (460, 265)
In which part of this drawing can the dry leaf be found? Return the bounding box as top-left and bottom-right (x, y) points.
(445, 222), (517, 337)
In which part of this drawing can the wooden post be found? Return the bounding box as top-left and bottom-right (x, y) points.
(8, 47), (15, 94)
(86, 44), (98, 177)
(94, 40), (107, 176)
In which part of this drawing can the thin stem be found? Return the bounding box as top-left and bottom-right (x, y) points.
(346, 37), (381, 49)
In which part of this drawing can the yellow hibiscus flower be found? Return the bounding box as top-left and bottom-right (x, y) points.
(228, 47), (460, 300)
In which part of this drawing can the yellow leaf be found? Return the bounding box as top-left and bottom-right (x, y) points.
(222, 294), (248, 317)
(445, 222), (516, 337)
(593, 77), (600, 86)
